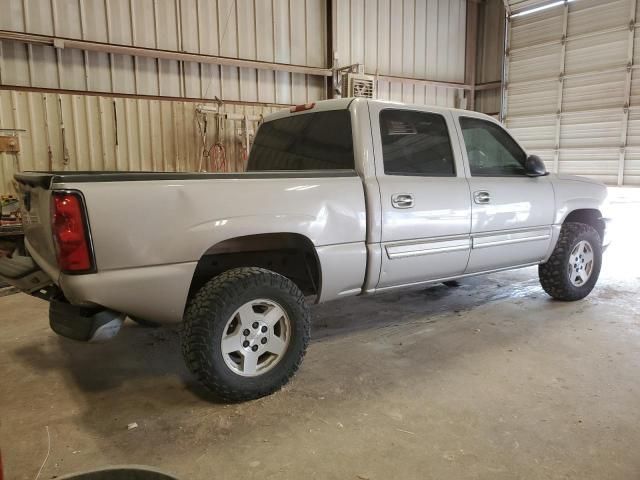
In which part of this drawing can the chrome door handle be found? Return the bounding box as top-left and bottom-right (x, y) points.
(474, 190), (491, 204)
(391, 193), (414, 209)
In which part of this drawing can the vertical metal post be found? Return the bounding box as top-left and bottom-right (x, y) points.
(465, 0), (479, 111)
(328, 0), (337, 99)
(618, 0), (638, 186)
(10, 91), (24, 173)
(500, 10), (511, 123)
(78, 0), (90, 90)
(243, 114), (250, 167)
(104, 0), (115, 92)
(553, 1), (569, 174)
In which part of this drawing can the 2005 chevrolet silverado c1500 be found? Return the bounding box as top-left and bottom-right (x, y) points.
(0, 98), (611, 401)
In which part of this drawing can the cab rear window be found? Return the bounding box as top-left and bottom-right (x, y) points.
(247, 110), (354, 171)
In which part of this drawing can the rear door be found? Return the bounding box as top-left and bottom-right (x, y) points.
(451, 112), (555, 273)
(368, 103), (472, 289)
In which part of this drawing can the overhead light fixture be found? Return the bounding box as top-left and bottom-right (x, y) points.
(511, 0), (576, 18)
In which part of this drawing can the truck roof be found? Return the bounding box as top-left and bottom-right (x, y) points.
(263, 97), (494, 123)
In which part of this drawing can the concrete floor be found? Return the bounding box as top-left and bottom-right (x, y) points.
(1, 188), (639, 480)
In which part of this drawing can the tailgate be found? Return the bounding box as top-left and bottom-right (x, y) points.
(11, 173), (61, 281)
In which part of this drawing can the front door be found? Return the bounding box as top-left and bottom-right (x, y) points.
(369, 104), (472, 290)
(452, 113), (555, 273)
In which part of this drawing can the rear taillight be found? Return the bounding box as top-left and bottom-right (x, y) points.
(51, 191), (95, 273)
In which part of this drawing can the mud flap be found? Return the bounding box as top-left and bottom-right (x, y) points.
(49, 300), (125, 343)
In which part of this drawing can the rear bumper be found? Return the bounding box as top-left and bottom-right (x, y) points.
(59, 262), (197, 325)
(49, 300), (125, 342)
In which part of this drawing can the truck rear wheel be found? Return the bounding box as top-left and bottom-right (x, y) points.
(181, 267), (311, 401)
(538, 222), (602, 301)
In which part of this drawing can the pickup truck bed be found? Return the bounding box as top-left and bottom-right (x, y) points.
(13, 169), (368, 323)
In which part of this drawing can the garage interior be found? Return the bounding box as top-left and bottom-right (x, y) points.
(1, 0), (639, 479)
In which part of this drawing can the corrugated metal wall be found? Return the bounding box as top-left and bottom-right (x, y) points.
(0, 90), (275, 194)
(0, 0), (330, 195)
(0, 0), (473, 197)
(333, 0), (467, 106)
(0, 0), (327, 103)
(504, 0), (640, 185)
(476, 0), (505, 116)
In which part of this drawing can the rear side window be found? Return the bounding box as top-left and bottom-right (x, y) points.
(380, 109), (456, 177)
(247, 110), (354, 171)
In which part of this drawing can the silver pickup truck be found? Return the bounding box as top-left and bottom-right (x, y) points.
(0, 98), (610, 401)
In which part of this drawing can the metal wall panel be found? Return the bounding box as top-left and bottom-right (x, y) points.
(564, 30), (628, 76)
(558, 148), (620, 184)
(333, 0), (467, 107)
(506, 114), (556, 150)
(509, 43), (561, 83)
(507, 79), (559, 117)
(562, 71), (627, 112)
(622, 148), (640, 184)
(0, 0), (327, 67)
(567, 0), (629, 35)
(0, 0), (328, 104)
(560, 111), (624, 148)
(476, 0), (505, 115)
(505, 0), (638, 185)
(627, 38), (640, 184)
(510, 6), (563, 49)
(477, 0), (505, 85)
(0, 90), (278, 194)
(476, 89), (502, 116)
(0, 37), (327, 104)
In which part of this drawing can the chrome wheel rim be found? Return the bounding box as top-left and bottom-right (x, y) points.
(220, 299), (291, 377)
(568, 240), (594, 287)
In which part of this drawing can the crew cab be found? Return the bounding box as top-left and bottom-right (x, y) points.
(0, 98), (610, 401)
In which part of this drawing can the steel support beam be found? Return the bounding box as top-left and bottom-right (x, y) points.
(500, 11), (512, 122)
(502, 0), (512, 16)
(618, 0), (638, 186)
(552, 1), (569, 174)
(475, 81), (503, 91)
(0, 85), (292, 108)
(465, 0), (480, 110)
(0, 30), (332, 78)
(0, 29), (476, 94)
(373, 74), (472, 91)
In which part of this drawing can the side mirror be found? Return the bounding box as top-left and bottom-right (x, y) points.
(525, 154), (548, 177)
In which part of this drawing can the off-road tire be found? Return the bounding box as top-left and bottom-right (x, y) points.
(539, 222), (602, 301)
(181, 267), (311, 402)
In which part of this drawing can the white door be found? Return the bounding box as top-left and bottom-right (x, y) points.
(368, 104), (472, 290)
(452, 113), (555, 273)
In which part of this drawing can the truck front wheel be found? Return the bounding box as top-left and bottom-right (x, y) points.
(538, 222), (602, 301)
(181, 267), (311, 401)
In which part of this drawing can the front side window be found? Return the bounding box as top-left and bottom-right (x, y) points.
(459, 117), (527, 176)
(380, 109), (456, 177)
(247, 110), (354, 171)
